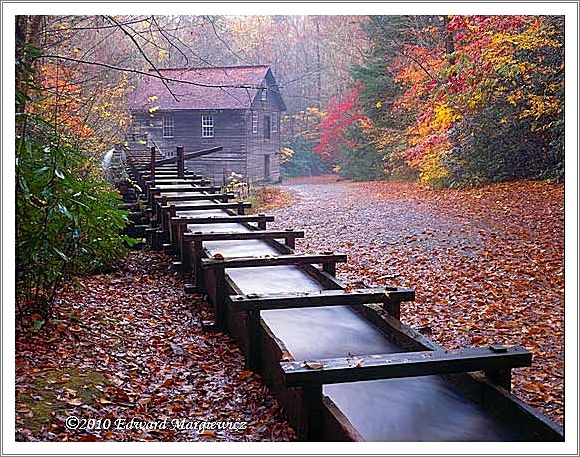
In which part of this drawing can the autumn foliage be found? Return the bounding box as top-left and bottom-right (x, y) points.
(35, 64), (95, 138)
(314, 87), (385, 180)
(280, 107), (329, 177)
(315, 15), (564, 186)
(314, 86), (365, 160)
(15, 25), (132, 324)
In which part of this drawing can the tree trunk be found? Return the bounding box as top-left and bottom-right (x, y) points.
(314, 16), (322, 108)
(15, 15), (43, 117)
(15, 15), (29, 116)
(442, 15), (455, 65)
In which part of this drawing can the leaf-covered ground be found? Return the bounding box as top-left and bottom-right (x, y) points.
(16, 177), (564, 441)
(274, 177), (564, 426)
(248, 185), (294, 214)
(15, 252), (296, 441)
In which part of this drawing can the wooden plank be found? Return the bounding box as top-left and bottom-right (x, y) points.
(281, 346), (532, 387)
(152, 180), (207, 185)
(171, 215), (275, 225)
(322, 250), (337, 276)
(150, 184), (208, 193)
(156, 193), (232, 202)
(163, 202), (251, 212)
(147, 178), (205, 185)
(202, 253), (347, 270)
(303, 385), (323, 441)
(184, 230), (304, 242)
(147, 176), (205, 189)
(149, 146), (155, 181)
(153, 185), (221, 193)
(177, 145), (184, 178)
(154, 146), (223, 166)
(246, 309), (261, 371)
(303, 267), (345, 291)
(142, 168), (198, 173)
(229, 287), (415, 311)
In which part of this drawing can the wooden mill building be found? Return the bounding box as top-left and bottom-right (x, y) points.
(128, 65), (286, 184)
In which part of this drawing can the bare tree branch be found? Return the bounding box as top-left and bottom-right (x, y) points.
(104, 15), (180, 102)
(204, 16), (252, 65)
(150, 16), (190, 67)
(40, 16), (150, 34)
(41, 54), (262, 90)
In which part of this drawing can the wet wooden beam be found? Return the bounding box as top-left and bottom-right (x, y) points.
(185, 230), (304, 242)
(176, 145), (184, 178)
(146, 178), (205, 185)
(150, 183), (210, 193)
(229, 287), (415, 312)
(149, 146), (155, 181)
(161, 202), (251, 213)
(153, 185), (221, 194)
(154, 146), (223, 166)
(281, 346), (532, 387)
(156, 193), (233, 202)
(142, 171), (200, 177)
(171, 214), (275, 225)
(202, 253), (347, 270)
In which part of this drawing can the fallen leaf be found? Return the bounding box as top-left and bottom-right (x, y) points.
(16, 404), (33, 414)
(169, 342), (185, 356)
(239, 370), (253, 381)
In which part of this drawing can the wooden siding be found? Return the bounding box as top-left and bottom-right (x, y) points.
(133, 109), (247, 185)
(131, 88), (282, 185)
(245, 84), (282, 183)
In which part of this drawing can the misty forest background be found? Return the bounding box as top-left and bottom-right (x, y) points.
(15, 14), (564, 321)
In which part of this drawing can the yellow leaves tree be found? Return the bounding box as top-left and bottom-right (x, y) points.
(387, 15), (564, 186)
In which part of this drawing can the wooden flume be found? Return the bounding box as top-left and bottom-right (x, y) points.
(117, 141), (564, 442)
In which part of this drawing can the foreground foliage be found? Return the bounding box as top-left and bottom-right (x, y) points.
(15, 39), (131, 324)
(16, 125), (130, 322)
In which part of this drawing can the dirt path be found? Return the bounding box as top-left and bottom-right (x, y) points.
(15, 252), (296, 442)
(272, 178), (564, 426)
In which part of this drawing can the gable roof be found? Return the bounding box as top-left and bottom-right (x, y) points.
(129, 65), (286, 111)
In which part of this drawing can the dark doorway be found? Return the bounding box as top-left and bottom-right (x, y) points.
(264, 155), (271, 180)
(263, 115), (271, 140)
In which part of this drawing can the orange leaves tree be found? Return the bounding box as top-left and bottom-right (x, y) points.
(316, 15), (564, 187)
(15, 17), (133, 326)
(35, 63), (96, 139)
(391, 15), (564, 186)
(33, 61), (131, 153)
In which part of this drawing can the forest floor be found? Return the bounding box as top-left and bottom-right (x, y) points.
(15, 252), (296, 442)
(273, 176), (564, 426)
